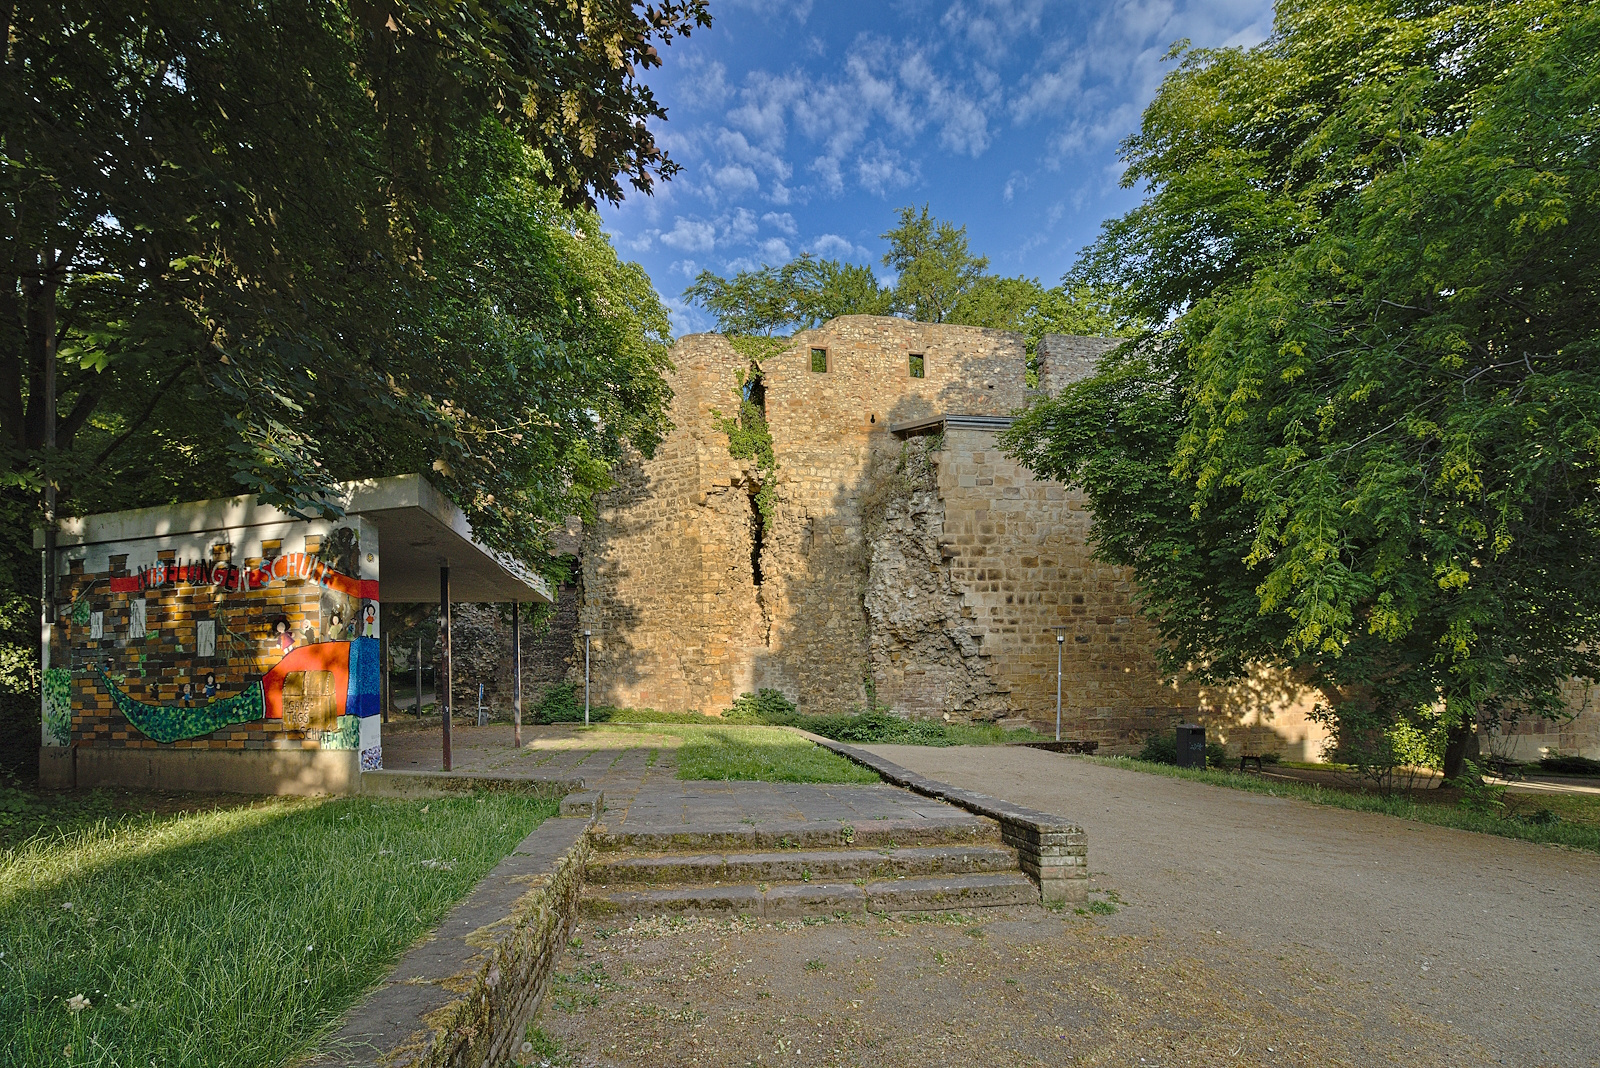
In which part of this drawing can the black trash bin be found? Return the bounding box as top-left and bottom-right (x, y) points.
(1174, 723), (1207, 768)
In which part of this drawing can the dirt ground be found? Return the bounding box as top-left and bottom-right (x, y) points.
(532, 746), (1599, 1068)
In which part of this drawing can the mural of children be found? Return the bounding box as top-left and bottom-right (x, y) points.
(204, 673), (218, 700)
(273, 618), (294, 652)
(179, 682), (195, 706)
(361, 602), (377, 638)
(326, 611), (344, 642)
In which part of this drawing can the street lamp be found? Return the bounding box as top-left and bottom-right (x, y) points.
(583, 629), (592, 726)
(1048, 626), (1069, 742)
(1056, 632), (1065, 741)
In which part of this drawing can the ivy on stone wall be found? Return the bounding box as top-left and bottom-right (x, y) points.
(710, 361), (780, 531)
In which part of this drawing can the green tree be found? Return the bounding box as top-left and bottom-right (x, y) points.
(881, 204), (989, 323)
(683, 253), (890, 336)
(0, 1), (702, 769)
(1004, 0), (1600, 780)
(3, 0), (705, 542)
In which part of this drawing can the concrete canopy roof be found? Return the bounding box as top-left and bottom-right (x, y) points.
(889, 414), (1016, 438)
(345, 475), (550, 603)
(43, 473), (550, 605)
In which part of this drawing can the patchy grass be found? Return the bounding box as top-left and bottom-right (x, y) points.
(1086, 755), (1600, 853)
(677, 727), (879, 783)
(0, 790), (555, 1067)
(569, 723), (880, 784)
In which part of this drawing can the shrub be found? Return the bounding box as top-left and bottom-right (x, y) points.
(1539, 754), (1600, 776)
(1137, 733), (1228, 768)
(531, 683), (583, 724)
(723, 689), (800, 724)
(1138, 734), (1178, 764)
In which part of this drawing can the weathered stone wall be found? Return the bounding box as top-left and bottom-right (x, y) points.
(863, 439), (1010, 720)
(578, 335), (766, 711)
(933, 425), (1196, 744)
(1488, 677), (1600, 762)
(580, 317), (1029, 713)
(572, 315), (1594, 760)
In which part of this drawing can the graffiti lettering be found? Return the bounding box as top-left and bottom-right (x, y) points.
(107, 553), (378, 601)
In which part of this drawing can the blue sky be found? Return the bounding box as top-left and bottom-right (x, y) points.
(601, 0), (1277, 335)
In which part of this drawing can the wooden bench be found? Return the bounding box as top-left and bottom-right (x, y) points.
(1238, 754), (1265, 773)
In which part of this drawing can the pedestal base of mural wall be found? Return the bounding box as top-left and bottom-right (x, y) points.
(47, 745), (365, 796)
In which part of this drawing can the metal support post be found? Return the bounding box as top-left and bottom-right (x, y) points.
(512, 600), (522, 748)
(382, 629), (390, 723)
(440, 565), (452, 771)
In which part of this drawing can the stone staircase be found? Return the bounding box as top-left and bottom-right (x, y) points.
(580, 814), (1039, 920)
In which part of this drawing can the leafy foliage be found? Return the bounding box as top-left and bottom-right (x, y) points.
(1005, 0), (1600, 778)
(710, 376), (779, 528)
(3, 0), (703, 560)
(683, 254), (892, 336)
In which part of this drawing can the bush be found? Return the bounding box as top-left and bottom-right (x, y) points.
(1137, 733), (1227, 768)
(1539, 754), (1600, 776)
(723, 689), (800, 724)
(530, 683), (583, 724)
(1139, 734), (1178, 764)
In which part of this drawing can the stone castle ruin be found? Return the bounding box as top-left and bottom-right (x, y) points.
(564, 315), (1329, 755)
(482, 313), (1598, 761)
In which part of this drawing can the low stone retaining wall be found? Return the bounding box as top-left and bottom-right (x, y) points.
(359, 769), (585, 801)
(799, 732), (1089, 904)
(304, 809), (596, 1067)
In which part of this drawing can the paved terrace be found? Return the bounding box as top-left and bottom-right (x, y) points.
(378, 721), (985, 841)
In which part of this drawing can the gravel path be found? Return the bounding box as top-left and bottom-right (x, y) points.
(861, 744), (1600, 1067)
(530, 745), (1598, 1068)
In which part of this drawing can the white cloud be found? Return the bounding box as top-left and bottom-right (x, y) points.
(807, 233), (871, 260)
(758, 237), (793, 262)
(763, 211), (799, 235)
(724, 207), (760, 245)
(940, 0), (1048, 63)
(855, 141), (918, 196)
(673, 57), (731, 112)
(898, 51), (992, 156)
(659, 217), (717, 253)
(711, 164), (761, 196)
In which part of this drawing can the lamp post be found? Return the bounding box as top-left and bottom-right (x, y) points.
(1049, 626), (1069, 742)
(583, 629), (592, 726)
(1056, 633), (1065, 741)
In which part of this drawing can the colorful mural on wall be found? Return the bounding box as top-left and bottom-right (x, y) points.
(43, 667), (72, 746)
(106, 552), (379, 601)
(94, 668), (267, 744)
(89, 637), (384, 745)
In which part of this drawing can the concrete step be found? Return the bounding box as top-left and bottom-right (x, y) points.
(587, 844), (1020, 887)
(590, 814), (999, 853)
(582, 871), (1039, 920)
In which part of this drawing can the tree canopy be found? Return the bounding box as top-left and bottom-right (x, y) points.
(2, 0), (707, 570)
(683, 205), (1137, 359)
(1004, 0), (1600, 777)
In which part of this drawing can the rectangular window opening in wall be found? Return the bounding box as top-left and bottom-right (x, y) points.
(909, 353), (925, 378)
(810, 348), (828, 373)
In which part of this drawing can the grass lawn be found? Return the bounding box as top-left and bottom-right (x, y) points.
(1088, 755), (1600, 854)
(0, 789), (555, 1068)
(570, 723), (880, 784)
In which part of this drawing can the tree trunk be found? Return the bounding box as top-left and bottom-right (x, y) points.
(1441, 718), (1480, 783)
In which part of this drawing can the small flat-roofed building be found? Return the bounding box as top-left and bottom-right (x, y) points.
(39, 474), (548, 794)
